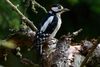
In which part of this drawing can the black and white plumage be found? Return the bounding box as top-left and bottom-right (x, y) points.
(36, 4), (69, 54)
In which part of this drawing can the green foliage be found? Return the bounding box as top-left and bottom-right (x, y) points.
(90, 0), (100, 14)
(67, 0), (80, 6)
(9, 18), (20, 31)
(0, 0), (21, 39)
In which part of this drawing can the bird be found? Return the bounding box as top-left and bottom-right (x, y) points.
(36, 4), (70, 54)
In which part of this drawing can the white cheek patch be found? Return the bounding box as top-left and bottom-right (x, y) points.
(51, 7), (62, 12)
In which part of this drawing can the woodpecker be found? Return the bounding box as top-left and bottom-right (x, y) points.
(36, 4), (69, 54)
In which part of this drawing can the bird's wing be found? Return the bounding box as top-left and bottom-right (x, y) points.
(40, 16), (54, 32)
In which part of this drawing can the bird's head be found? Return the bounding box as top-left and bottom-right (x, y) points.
(51, 4), (70, 14)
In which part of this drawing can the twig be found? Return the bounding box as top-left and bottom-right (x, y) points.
(33, 0), (47, 13)
(80, 40), (99, 67)
(6, 0), (38, 31)
(21, 58), (39, 67)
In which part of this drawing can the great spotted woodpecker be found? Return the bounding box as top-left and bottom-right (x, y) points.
(36, 4), (69, 54)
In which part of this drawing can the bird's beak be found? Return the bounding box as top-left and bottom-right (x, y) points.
(62, 8), (70, 12)
(60, 8), (70, 13)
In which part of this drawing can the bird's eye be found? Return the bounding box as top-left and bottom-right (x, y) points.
(58, 6), (61, 9)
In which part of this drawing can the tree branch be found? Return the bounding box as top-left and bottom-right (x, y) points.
(6, 0), (38, 31)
